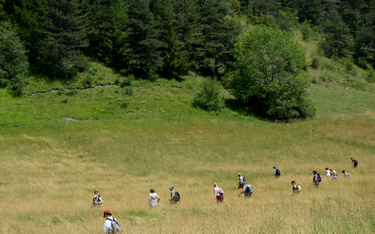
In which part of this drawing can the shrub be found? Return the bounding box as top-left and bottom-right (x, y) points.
(57, 90), (63, 95)
(82, 75), (93, 88)
(119, 69), (128, 76)
(122, 87), (134, 96)
(119, 75), (135, 87)
(121, 100), (129, 108)
(366, 66), (375, 83)
(66, 90), (78, 96)
(61, 98), (68, 103)
(311, 57), (320, 69)
(193, 78), (224, 111)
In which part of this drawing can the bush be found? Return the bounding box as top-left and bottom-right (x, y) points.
(66, 90), (78, 96)
(82, 75), (94, 88)
(193, 78), (224, 111)
(119, 75), (135, 87)
(8, 74), (25, 97)
(121, 100), (129, 108)
(229, 26), (315, 120)
(0, 78), (8, 88)
(61, 98), (68, 103)
(365, 66), (375, 83)
(311, 57), (320, 69)
(121, 87), (134, 96)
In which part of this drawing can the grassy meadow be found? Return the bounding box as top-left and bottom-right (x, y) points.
(0, 69), (375, 233)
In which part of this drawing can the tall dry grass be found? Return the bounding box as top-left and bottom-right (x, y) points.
(1, 111), (374, 233)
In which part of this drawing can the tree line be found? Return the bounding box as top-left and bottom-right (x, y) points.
(1, 0), (373, 81)
(1, 0), (374, 119)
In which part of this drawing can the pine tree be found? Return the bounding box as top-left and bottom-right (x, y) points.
(151, 0), (190, 77)
(124, 0), (163, 79)
(83, 0), (127, 65)
(40, 0), (89, 78)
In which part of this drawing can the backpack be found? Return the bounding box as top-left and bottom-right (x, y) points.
(245, 185), (253, 193)
(317, 173), (322, 182)
(174, 191), (180, 201)
(275, 169), (280, 176)
(297, 185), (302, 192)
(97, 194), (103, 203)
(107, 217), (123, 233)
(219, 188), (224, 195)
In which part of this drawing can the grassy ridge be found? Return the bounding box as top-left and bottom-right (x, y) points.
(1, 71), (375, 233)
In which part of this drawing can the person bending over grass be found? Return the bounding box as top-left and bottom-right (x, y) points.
(342, 170), (352, 178)
(214, 183), (224, 202)
(312, 170), (321, 188)
(325, 167), (331, 180)
(93, 189), (103, 205)
(237, 173), (245, 189)
(148, 188), (160, 209)
(291, 181), (301, 194)
(330, 168), (338, 179)
(273, 166), (281, 178)
(238, 183), (253, 198)
(351, 157), (358, 168)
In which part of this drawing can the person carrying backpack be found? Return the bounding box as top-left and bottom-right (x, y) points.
(93, 189), (103, 206)
(351, 157), (358, 168)
(103, 210), (123, 233)
(169, 186), (180, 204)
(214, 183), (224, 202)
(237, 173), (246, 189)
(313, 170), (321, 188)
(273, 166), (281, 178)
(238, 183), (253, 198)
(330, 168), (338, 179)
(291, 181), (301, 194)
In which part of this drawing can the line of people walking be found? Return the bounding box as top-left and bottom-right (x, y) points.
(95, 157), (358, 233)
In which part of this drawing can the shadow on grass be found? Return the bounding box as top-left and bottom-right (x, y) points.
(224, 98), (260, 119)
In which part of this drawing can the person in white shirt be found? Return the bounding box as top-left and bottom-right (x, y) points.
(103, 210), (123, 233)
(342, 170), (352, 178)
(330, 168), (338, 179)
(325, 167), (331, 179)
(148, 188), (160, 208)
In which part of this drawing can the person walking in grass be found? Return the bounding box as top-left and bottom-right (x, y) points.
(169, 186), (180, 204)
(238, 182), (253, 198)
(325, 167), (331, 180)
(103, 210), (123, 233)
(312, 170), (321, 188)
(351, 157), (358, 168)
(148, 188), (160, 209)
(291, 181), (301, 194)
(273, 166), (281, 178)
(330, 168), (338, 179)
(214, 183), (224, 202)
(237, 173), (245, 189)
(93, 189), (103, 206)
(342, 170), (352, 178)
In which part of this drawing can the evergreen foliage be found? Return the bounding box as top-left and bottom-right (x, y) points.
(0, 22), (28, 96)
(229, 27), (315, 120)
(39, 0), (89, 78)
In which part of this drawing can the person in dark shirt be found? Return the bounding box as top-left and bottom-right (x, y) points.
(351, 157), (358, 168)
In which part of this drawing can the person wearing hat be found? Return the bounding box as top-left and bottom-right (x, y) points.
(237, 173), (245, 189)
(169, 186), (180, 204)
(103, 210), (123, 233)
(93, 189), (103, 205)
(238, 182), (253, 198)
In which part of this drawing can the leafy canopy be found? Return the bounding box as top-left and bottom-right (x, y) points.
(228, 26), (315, 120)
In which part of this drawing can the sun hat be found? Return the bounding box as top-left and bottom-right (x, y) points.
(214, 183), (217, 186)
(94, 189), (98, 192)
(238, 173), (241, 175)
(169, 186), (174, 189)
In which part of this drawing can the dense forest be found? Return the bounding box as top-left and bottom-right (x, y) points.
(0, 0), (374, 119)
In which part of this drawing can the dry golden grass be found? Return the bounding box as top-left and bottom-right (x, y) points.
(1, 111), (374, 233)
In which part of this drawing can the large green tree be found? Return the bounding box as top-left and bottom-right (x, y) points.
(228, 26), (315, 120)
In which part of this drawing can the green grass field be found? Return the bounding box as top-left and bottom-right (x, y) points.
(0, 67), (375, 233)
